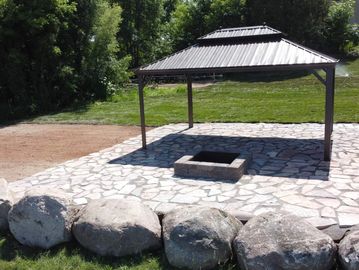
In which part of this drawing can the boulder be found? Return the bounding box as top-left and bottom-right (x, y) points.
(8, 188), (77, 249)
(0, 178), (13, 231)
(321, 224), (350, 243)
(234, 211), (337, 270)
(163, 206), (243, 270)
(72, 199), (161, 257)
(339, 230), (359, 270)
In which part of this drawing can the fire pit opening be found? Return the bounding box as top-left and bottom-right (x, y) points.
(191, 151), (240, 164)
(174, 150), (250, 182)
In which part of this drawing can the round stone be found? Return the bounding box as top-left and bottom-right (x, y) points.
(234, 211), (337, 270)
(339, 230), (359, 270)
(163, 206), (243, 270)
(72, 199), (161, 257)
(8, 188), (77, 249)
(0, 178), (13, 231)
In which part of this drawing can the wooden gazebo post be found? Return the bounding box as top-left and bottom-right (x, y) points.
(186, 75), (194, 128)
(324, 67), (335, 161)
(138, 75), (147, 149)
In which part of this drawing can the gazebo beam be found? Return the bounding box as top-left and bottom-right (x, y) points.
(312, 70), (326, 86)
(138, 75), (147, 149)
(324, 67), (335, 161)
(186, 75), (194, 128)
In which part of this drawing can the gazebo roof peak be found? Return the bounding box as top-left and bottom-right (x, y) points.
(198, 25), (282, 41)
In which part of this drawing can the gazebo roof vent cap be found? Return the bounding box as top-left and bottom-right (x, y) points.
(197, 25), (283, 41)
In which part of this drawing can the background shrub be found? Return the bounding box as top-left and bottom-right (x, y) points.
(0, 0), (129, 119)
(324, 0), (359, 54)
(245, 0), (330, 50)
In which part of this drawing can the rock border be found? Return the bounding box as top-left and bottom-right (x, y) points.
(2, 186), (359, 270)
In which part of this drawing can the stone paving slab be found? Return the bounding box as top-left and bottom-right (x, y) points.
(9, 123), (359, 227)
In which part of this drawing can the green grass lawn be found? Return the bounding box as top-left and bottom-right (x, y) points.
(27, 59), (359, 126)
(0, 233), (236, 270)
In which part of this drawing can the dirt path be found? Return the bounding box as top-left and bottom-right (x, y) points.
(0, 124), (143, 182)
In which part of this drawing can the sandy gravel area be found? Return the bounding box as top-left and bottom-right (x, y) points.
(0, 124), (142, 182)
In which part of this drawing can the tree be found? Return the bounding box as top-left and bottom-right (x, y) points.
(324, 0), (359, 54)
(0, 0), (77, 116)
(246, 0), (330, 49)
(0, 0), (129, 119)
(168, 0), (246, 51)
(113, 0), (164, 67)
(82, 0), (131, 98)
(163, 0), (179, 23)
(168, 0), (211, 51)
(205, 0), (246, 31)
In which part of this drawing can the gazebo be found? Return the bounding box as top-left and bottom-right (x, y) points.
(135, 25), (339, 161)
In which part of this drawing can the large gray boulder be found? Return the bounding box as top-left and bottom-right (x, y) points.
(339, 229), (359, 270)
(0, 178), (13, 231)
(8, 188), (77, 249)
(234, 211), (337, 270)
(163, 206), (243, 270)
(72, 199), (161, 257)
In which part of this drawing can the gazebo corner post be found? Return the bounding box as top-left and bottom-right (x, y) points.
(186, 74), (194, 128)
(324, 67), (335, 161)
(138, 74), (147, 149)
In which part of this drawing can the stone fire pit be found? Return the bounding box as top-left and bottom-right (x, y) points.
(174, 151), (249, 181)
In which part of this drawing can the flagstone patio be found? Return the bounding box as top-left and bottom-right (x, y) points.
(9, 123), (359, 227)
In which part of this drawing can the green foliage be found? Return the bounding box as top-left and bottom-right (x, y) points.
(166, 0), (358, 56)
(167, 0), (246, 51)
(166, 1), (194, 50)
(205, 0), (246, 31)
(81, 0), (131, 98)
(163, 0), (179, 23)
(324, 0), (359, 54)
(0, 0), (77, 117)
(245, 0), (330, 49)
(113, 0), (164, 67)
(0, 0), (129, 119)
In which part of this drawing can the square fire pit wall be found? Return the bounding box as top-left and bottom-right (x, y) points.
(174, 151), (249, 181)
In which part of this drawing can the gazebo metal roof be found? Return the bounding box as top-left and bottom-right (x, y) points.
(199, 25), (281, 39)
(135, 25), (338, 161)
(137, 25), (338, 75)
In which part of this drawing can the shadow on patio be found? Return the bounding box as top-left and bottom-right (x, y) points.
(109, 133), (330, 181)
